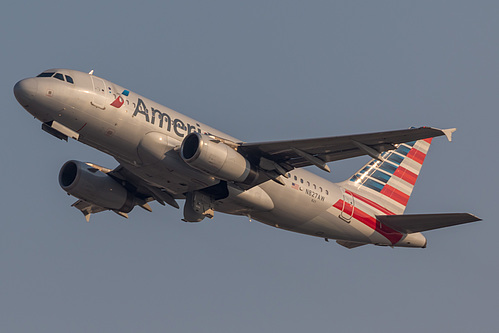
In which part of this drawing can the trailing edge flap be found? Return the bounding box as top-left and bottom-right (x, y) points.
(376, 213), (481, 234)
(336, 240), (368, 249)
(238, 127), (452, 171)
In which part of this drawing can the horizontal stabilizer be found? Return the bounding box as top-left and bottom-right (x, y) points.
(376, 213), (481, 234)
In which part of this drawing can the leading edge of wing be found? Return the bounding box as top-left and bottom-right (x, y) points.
(238, 127), (454, 169)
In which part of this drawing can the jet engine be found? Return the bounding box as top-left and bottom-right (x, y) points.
(180, 133), (258, 184)
(59, 160), (135, 212)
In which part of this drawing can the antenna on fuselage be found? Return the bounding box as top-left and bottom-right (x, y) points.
(88, 70), (94, 75)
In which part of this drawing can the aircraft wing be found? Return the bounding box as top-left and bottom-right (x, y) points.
(238, 127), (455, 172)
(376, 213), (481, 234)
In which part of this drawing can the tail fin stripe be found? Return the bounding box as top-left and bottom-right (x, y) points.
(378, 162), (397, 174)
(380, 185), (410, 206)
(386, 153), (404, 165)
(364, 178), (385, 192)
(349, 191), (395, 215)
(355, 168), (413, 196)
(351, 160), (384, 182)
(352, 161), (417, 193)
(393, 166), (418, 185)
(385, 177), (412, 195)
(371, 170), (391, 183)
(395, 145), (411, 156)
(416, 139), (431, 151)
(345, 135), (436, 214)
(407, 148), (426, 164)
(397, 157), (421, 175)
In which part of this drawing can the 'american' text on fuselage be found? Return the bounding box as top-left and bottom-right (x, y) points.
(133, 98), (202, 138)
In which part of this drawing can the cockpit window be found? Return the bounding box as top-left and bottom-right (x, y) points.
(36, 71), (74, 84)
(37, 72), (55, 77)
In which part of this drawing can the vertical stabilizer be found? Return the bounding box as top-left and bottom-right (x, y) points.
(342, 137), (434, 215)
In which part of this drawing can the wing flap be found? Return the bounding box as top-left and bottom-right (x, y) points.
(376, 213), (481, 234)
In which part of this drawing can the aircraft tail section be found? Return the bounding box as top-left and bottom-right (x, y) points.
(343, 137), (435, 215)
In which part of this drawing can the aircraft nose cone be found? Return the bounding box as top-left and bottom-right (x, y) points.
(14, 78), (38, 106)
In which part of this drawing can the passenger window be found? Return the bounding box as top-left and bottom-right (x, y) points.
(326, 190), (329, 195)
(313, 184), (316, 189)
(319, 187), (323, 192)
(300, 179), (304, 184)
(307, 181), (310, 186)
(294, 175), (297, 181)
(65, 75), (74, 84)
(54, 73), (64, 81)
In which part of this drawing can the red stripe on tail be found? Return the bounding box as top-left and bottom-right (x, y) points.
(393, 166), (418, 185)
(380, 184), (410, 206)
(407, 148), (426, 164)
(333, 200), (403, 244)
(349, 191), (395, 215)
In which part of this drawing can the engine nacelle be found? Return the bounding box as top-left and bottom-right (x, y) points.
(59, 160), (134, 212)
(180, 133), (258, 184)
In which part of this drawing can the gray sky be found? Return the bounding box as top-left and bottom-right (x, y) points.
(1, 1), (498, 332)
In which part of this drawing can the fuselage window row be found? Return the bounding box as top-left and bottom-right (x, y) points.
(288, 172), (329, 196)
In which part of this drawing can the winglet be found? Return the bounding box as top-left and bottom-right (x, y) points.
(441, 128), (457, 142)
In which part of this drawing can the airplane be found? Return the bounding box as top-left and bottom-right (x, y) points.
(13, 68), (481, 249)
